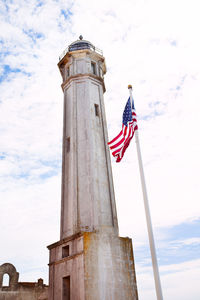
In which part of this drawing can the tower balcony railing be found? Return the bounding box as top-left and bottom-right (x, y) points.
(59, 43), (103, 62)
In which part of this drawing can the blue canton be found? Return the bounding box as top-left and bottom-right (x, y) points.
(122, 97), (133, 126)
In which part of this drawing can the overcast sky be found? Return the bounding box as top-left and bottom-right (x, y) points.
(0, 0), (200, 299)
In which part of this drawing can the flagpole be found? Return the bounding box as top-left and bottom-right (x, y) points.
(128, 85), (163, 300)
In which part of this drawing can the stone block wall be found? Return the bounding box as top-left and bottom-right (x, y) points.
(0, 263), (48, 300)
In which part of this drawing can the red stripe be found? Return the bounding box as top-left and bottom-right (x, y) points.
(122, 125), (127, 136)
(112, 148), (122, 156)
(116, 135), (134, 162)
(110, 136), (124, 150)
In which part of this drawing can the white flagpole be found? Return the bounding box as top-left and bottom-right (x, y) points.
(128, 85), (163, 300)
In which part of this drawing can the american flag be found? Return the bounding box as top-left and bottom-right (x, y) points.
(108, 97), (138, 162)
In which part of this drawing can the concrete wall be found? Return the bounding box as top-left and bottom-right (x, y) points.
(84, 232), (138, 300)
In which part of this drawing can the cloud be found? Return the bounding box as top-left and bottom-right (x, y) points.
(136, 258), (200, 300)
(0, 0), (200, 299)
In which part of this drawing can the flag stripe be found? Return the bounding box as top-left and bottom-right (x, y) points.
(107, 130), (123, 145)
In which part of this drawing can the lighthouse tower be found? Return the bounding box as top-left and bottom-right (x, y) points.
(47, 36), (138, 300)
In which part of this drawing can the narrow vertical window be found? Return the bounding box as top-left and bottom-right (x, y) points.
(66, 67), (70, 77)
(91, 62), (96, 75)
(2, 274), (9, 287)
(66, 137), (70, 152)
(94, 104), (99, 117)
(62, 245), (70, 258)
(63, 276), (70, 300)
(99, 67), (103, 77)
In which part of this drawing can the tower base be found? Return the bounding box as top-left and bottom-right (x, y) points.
(48, 231), (138, 300)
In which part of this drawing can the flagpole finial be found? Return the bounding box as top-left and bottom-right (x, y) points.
(128, 84), (132, 89)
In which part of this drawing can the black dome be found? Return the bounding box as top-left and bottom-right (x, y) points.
(68, 39), (95, 52)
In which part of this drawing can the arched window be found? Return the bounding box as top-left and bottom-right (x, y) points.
(0, 263), (19, 290)
(2, 273), (9, 287)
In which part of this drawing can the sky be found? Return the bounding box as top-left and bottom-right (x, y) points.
(0, 0), (200, 299)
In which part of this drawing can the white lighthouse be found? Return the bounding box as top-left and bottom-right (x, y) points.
(47, 36), (138, 300)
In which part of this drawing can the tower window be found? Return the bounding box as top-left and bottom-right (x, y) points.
(66, 137), (70, 152)
(63, 276), (70, 300)
(62, 245), (70, 258)
(94, 104), (99, 117)
(91, 62), (96, 75)
(66, 67), (70, 77)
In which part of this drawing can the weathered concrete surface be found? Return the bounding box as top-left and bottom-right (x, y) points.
(59, 46), (118, 240)
(84, 231), (138, 300)
(0, 263), (48, 300)
(48, 231), (138, 300)
(48, 233), (85, 300)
